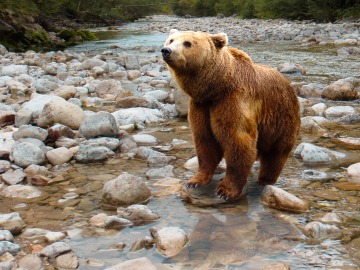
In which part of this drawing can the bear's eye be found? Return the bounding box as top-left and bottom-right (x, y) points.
(183, 41), (192, 48)
(169, 39), (174, 44)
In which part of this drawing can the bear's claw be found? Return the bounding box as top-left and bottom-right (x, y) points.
(184, 182), (200, 189)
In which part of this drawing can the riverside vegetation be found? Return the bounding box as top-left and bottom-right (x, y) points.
(0, 14), (359, 270)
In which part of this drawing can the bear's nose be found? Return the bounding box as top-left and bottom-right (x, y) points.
(161, 47), (172, 58)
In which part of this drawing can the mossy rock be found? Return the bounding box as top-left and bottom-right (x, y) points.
(58, 29), (76, 40)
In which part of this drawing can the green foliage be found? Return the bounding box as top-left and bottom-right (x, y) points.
(169, 0), (360, 21)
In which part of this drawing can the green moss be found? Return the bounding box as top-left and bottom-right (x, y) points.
(58, 29), (76, 40)
(76, 29), (97, 41)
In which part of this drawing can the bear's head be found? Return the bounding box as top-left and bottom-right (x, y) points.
(161, 29), (228, 73)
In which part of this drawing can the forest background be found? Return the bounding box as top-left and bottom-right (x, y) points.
(0, 0), (359, 51)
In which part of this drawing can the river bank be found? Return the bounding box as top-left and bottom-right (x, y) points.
(0, 15), (360, 269)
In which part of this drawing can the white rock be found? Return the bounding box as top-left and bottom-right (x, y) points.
(112, 107), (164, 126)
(347, 162), (360, 182)
(262, 185), (308, 213)
(294, 142), (346, 164)
(150, 227), (188, 257)
(132, 134), (158, 146)
(319, 213), (342, 224)
(304, 221), (342, 240)
(311, 103), (327, 116)
(324, 106), (356, 119)
(37, 98), (85, 130)
(46, 147), (73, 165)
(1, 169), (26, 185)
(20, 93), (63, 119)
(0, 185), (43, 200)
(1, 65), (28, 76)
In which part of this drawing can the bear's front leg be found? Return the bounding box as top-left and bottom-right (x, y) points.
(185, 100), (223, 189)
(215, 132), (257, 201)
(211, 107), (258, 201)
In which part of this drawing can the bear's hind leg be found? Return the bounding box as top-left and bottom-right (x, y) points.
(257, 149), (291, 186)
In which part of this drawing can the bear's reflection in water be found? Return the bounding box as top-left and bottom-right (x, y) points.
(171, 177), (302, 269)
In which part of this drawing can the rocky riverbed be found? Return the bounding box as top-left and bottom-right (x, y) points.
(0, 15), (360, 269)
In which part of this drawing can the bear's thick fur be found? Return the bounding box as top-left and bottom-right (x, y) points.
(162, 29), (300, 201)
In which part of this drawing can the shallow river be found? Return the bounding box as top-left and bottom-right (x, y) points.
(7, 18), (360, 269)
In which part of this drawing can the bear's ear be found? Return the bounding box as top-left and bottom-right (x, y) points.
(210, 33), (228, 49)
(169, 29), (179, 35)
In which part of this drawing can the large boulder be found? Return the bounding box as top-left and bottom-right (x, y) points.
(37, 98), (85, 129)
(101, 173), (151, 208)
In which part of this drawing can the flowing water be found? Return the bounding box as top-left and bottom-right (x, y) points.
(6, 18), (360, 269)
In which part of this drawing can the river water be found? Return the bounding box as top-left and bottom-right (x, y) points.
(9, 18), (360, 269)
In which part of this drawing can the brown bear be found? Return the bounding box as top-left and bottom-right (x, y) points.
(161, 29), (300, 201)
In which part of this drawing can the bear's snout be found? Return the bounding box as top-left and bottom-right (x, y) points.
(161, 47), (172, 59)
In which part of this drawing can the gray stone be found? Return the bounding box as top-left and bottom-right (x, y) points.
(0, 160), (11, 174)
(40, 242), (71, 258)
(55, 252), (79, 269)
(0, 185), (43, 200)
(12, 142), (46, 167)
(76, 143), (114, 163)
(0, 230), (13, 242)
(86, 137), (120, 151)
(102, 173), (151, 207)
(146, 165), (175, 179)
(80, 111), (118, 139)
(32, 79), (59, 94)
(12, 125), (48, 141)
(0, 213), (25, 235)
(0, 241), (20, 255)
(294, 142), (346, 164)
(132, 134), (158, 146)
